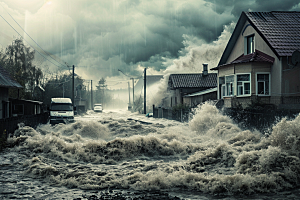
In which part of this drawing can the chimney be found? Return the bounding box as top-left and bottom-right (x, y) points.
(202, 63), (208, 76)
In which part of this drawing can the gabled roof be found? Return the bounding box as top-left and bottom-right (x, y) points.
(212, 49), (275, 70)
(169, 73), (217, 89)
(0, 65), (22, 88)
(218, 11), (300, 66)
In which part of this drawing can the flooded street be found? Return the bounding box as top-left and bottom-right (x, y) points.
(1, 103), (300, 199)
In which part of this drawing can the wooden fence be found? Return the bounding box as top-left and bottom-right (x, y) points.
(153, 104), (299, 132)
(0, 112), (49, 138)
(153, 105), (190, 122)
(223, 108), (299, 132)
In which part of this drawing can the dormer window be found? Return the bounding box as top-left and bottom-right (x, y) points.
(245, 35), (254, 55)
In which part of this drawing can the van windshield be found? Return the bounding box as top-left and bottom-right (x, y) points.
(51, 103), (73, 111)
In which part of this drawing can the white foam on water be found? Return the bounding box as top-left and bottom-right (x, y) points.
(5, 103), (300, 196)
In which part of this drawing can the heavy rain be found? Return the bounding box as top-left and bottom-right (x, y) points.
(1, 0), (300, 200)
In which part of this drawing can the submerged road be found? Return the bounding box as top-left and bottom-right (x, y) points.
(1, 106), (300, 199)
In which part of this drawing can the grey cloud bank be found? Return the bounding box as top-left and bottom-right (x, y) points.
(0, 0), (299, 88)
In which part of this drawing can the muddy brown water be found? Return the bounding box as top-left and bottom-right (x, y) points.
(1, 103), (300, 199)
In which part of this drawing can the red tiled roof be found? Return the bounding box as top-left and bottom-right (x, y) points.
(212, 50), (275, 70)
(245, 11), (300, 57)
(226, 50), (274, 69)
(217, 11), (300, 68)
(211, 49), (275, 70)
(0, 65), (23, 88)
(169, 73), (217, 89)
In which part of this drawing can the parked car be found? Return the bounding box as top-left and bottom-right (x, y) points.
(93, 103), (103, 112)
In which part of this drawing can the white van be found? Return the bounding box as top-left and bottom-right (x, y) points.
(49, 98), (75, 124)
(93, 103), (103, 112)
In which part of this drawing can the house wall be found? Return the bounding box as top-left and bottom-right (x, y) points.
(183, 92), (217, 107)
(174, 89), (181, 105)
(219, 62), (274, 108)
(281, 56), (300, 96)
(226, 20), (281, 96)
(218, 65), (234, 77)
(11, 99), (42, 115)
(170, 88), (209, 107)
(0, 87), (9, 119)
(183, 97), (191, 107)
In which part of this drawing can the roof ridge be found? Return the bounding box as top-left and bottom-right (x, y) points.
(246, 11), (300, 13)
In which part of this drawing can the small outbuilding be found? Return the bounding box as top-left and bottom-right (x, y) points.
(0, 65), (22, 119)
(9, 98), (43, 117)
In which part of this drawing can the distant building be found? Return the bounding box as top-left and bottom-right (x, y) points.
(167, 64), (217, 108)
(74, 98), (87, 114)
(0, 65), (22, 119)
(212, 11), (300, 110)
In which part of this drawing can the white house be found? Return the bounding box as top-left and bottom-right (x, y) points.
(212, 11), (300, 110)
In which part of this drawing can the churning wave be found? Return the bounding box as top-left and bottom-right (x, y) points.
(6, 102), (300, 195)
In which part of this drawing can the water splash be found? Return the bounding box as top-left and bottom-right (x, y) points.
(5, 104), (300, 196)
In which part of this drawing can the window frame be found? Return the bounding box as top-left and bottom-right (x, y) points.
(244, 34), (255, 55)
(224, 75), (235, 97)
(256, 72), (271, 96)
(221, 84), (226, 98)
(236, 73), (251, 97)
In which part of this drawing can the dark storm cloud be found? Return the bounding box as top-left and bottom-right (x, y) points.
(1, 0), (298, 83)
(204, 0), (300, 16)
(70, 0), (235, 79)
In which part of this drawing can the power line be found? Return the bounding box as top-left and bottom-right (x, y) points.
(0, 13), (68, 70)
(1, 6), (69, 69)
(118, 69), (143, 79)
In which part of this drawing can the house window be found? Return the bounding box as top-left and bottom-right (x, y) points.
(219, 77), (225, 98)
(257, 73), (270, 95)
(237, 74), (251, 96)
(13, 104), (24, 115)
(222, 84), (226, 98)
(245, 35), (254, 55)
(225, 75), (234, 96)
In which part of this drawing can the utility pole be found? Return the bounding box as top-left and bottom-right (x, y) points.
(91, 80), (93, 109)
(128, 81), (131, 110)
(72, 65), (75, 107)
(63, 82), (65, 97)
(130, 78), (134, 111)
(144, 67), (147, 114)
(102, 86), (104, 109)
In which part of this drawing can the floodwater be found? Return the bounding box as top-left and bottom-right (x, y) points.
(1, 102), (300, 200)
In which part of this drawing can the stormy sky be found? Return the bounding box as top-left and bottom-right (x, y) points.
(0, 0), (299, 89)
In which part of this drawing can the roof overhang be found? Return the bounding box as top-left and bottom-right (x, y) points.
(184, 87), (217, 97)
(213, 49), (275, 70)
